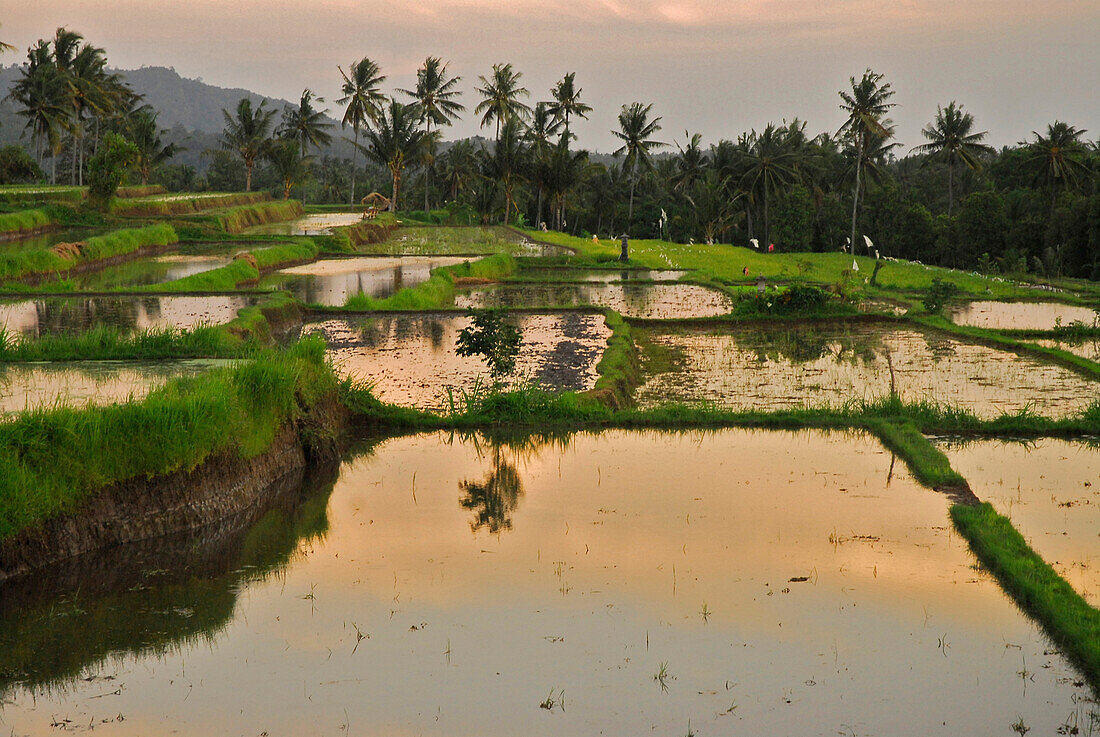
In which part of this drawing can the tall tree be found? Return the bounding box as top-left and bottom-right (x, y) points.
(911, 102), (993, 215)
(474, 63), (531, 141)
(837, 69), (896, 252)
(526, 102), (563, 227)
(671, 132), (708, 192)
(7, 41), (68, 176)
(280, 88), (333, 159)
(128, 108), (180, 184)
(357, 98), (427, 212)
(611, 102), (666, 231)
(266, 138), (312, 199)
(547, 72), (591, 136)
(740, 124), (801, 247)
(1021, 121), (1090, 213)
(399, 57), (464, 211)
(485, 118), (528, 225)
(220, 97), (276, 192)
(338, 58), (387, 205)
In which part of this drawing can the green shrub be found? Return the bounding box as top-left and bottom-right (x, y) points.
(923, 278), (959, 315)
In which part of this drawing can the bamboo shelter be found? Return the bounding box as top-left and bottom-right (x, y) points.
(361, 192), (391, 218)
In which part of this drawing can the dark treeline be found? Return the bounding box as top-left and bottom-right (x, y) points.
(2, 27), (1099, 278)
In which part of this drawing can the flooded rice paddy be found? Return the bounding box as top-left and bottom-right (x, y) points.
(0, 228), (94, 253)
(305, 312), (610, 409)
(241, 212), (367, 236)
(72, 254), (233, 290)
(0, 359), (230, 415)
(454, 282), (734, 319)
(1033, 337), (1100, 363)
(261, 256), (467, 306)
(635, 323), (1100, 417)
(360, 226), (572, 257)
(0, 430), (1091, 735)
(0, 295), (255, 337)
(947, 301), (1100, 330)
(939, 437), (1100, 606)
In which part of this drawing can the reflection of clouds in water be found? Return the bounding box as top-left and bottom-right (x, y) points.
(0, 297), (255, 338)
(637, 324), (1100, 418)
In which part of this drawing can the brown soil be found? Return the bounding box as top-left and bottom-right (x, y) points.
(0, 396), (349, 583)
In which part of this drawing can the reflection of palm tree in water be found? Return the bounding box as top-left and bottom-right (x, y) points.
(740, 327), (887, 365)
(459, 446), (525, 534)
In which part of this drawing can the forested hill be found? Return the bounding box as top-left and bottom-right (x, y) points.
(0, 64), (359, 164)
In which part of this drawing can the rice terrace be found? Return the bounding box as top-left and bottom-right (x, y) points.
(0, 5), (1099, 736)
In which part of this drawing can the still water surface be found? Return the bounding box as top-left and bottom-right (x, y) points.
(0, 430), (1089, 735)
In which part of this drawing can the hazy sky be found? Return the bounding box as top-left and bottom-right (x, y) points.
(5, 1), (1099, 152)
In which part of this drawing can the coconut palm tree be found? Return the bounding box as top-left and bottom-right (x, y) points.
(474, 63), (531, 141)
(399, 57), (464, 211)
(280, 89), (333, 159)
(740, 123), (801, 247)
(525, 102), (563, 227)
(129, 108), (180, 184)
(671, 132), (708, 192)
(440, 138), (478, 203)
(545, 133), (589, 231)
(220, 97), (276, 191)
(357, 98), (427, 212)
(611, 101), (666, 230)
(266, 138), (312, 199)
(485, 118), (528, 225)
(338, 57), (387, 204)
(837, 69), (896, 252)
(0, 23), (15, 55)
(911, 102), (993, 215)
(547, 72), (591, 136)
(7, 41), (68, 176)
(1021, 121), (1090, 213)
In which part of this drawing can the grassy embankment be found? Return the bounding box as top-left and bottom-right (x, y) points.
(521, 229), (1100, 301)
(0, 223), (178, 284)
(0, 208), (55, 237)
(212, 200), (303, 234)
(0, 185), (84, 205)
(354, 226), (531, 256)
(109, 192), (269, 217)
(144, 240), (319, 292)
(952, 503), (1100, 688)
(338, 253), (517, 310)
(0, 337), (337, 541)
(0, 325), (242, 361)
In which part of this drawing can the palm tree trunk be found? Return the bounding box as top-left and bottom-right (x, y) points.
(391, 168), (400, 212)
(424, 120), (432, 213)
(628, 159), (637, 233)
(536, 187), (543, 228)
(849, 144), (862, 255)
(763, 187), (770, 247)
(245, 160), (253, 192)
(350, 128), (359, 205)
(947, 163), (954, 217)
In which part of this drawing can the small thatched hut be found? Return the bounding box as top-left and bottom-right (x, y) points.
(361, 192), (391, 218)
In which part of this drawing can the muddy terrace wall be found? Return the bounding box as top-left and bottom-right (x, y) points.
(0, 396), (349, 582)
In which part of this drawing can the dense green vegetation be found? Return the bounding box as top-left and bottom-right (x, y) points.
(0, 222), (177, 282)
(0, 337), (335, 540)
(147, 240), (318, 292)
(212, 199), (303, 233)
(0, 324), (244, 361)
(0, 208), (53, 235)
